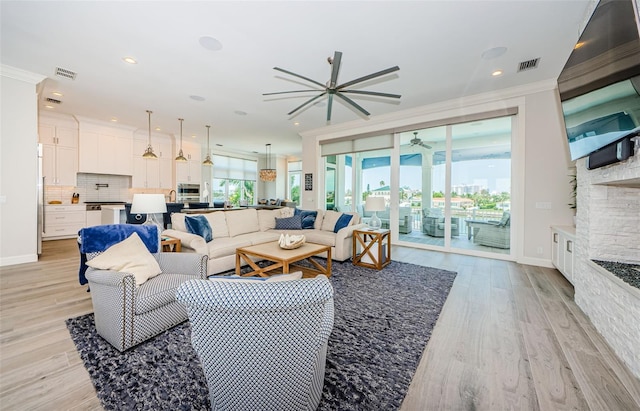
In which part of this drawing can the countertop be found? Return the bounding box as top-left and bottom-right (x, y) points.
(181, 205), (285, 214)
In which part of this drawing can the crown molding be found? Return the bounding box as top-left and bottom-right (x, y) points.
(0, 64), (46, 84)
(301, 79), (557, 140)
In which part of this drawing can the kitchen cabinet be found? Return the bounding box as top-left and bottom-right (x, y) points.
(78, 119), (134, 176)
(176, 141), (202, 184)
(39, 123), (78, 186)
(551, 225), (575, 284)
(43, 205), (86, 239)
(132, 137), (173, 189)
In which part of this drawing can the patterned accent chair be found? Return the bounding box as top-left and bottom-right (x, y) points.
(81, 225), (208, 352)
(176, 275), (335, 411)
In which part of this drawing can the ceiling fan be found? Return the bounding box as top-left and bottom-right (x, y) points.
(263, 51), (400, 121)
(409, 132), (432, 149)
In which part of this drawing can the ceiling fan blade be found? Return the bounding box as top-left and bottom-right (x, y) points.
(341, 90), (401, 99)
(335, 92), (370, 117)
(328, 51), (342, 89)
(337, 66), (400, 90)
(263, 90), (321, 96)
(327, 94), (334, 121)
(273, 67), (326, 88)
(287, 92), (327, 116)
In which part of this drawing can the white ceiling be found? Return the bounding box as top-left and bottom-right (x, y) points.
(0, 1), (593, 157)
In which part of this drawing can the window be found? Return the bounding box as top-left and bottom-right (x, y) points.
(211, 155), (257, 206)
(288, 161), (302, 205)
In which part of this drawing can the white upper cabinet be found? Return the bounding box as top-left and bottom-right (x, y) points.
(39, 116), (78, 186)
(176, 140), (201, 184)
(132, 132), (173, 189)
(77, 117), (134, 176)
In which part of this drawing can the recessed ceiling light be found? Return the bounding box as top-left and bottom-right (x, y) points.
(191, 134), (197, 138)
(234, 110), (247, 116)
(216, 143), (223, 147)
(492, 70), (503, 77)
(122, 56), (137, 64)
(190, 95), (205, 102)
(199, 36), (223, 51)
(481, 47), (507, 60)
(155, 127), (161, 131)
(44, 105), (54, 109)
(52, 91), (63, 97)
(574, 41), (586, 50)
(293, 122), (300, 126)
(110, 117), (118, 122)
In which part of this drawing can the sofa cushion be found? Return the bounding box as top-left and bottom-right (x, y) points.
(257, 209), (278, 231)
(321, 210), (342, 232)
(275, 215), (302, 230)
(203, 211), (229, 238)
(225, 209), (259, 237)
(299, 229), (337, 247)
(171, 213), (188, 232)
(249, 231), (281, 245)
(207, 236), (253, 259)
(86, 232), (162, 286)
(314, 209), (324, 230)
(185, 215), (213, 242)
(135, 273), (195, 314)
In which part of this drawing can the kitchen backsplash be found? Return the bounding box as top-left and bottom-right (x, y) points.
(44, 173), (172, 204)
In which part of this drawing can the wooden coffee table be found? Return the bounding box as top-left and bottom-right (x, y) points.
(235, 241), (331, 278)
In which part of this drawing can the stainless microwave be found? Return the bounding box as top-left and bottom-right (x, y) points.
(177, 183), (200, 202)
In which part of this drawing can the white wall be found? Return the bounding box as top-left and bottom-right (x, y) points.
(522, 89), (576, 264)
(300, 80), (576, 266)
(0, 66), (46, 266)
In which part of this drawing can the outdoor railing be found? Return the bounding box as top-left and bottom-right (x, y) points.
(409, 207), (505, 236)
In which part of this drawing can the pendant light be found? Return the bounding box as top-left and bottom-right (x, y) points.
(175, 118), (187, 162)
(142, 110), (157, 159)
(259, 143), (276, 182)
(202, 125), (214, 166)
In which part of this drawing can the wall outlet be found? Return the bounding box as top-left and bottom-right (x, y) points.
(536, 246), (543, 255)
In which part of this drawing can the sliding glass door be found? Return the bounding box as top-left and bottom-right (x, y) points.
(397, 116), (512, 256)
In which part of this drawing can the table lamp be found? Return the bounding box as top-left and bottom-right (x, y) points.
(131, 194), (167, 231)
(364, 196), (386, 229)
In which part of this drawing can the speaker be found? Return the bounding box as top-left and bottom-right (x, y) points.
(587, 136), (636, 170)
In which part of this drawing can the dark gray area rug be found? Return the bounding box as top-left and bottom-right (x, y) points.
(66, 260), (456, 411)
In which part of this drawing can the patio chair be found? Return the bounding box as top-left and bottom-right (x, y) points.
(422, 208), (459, 237)
(467, 211), (511, 249)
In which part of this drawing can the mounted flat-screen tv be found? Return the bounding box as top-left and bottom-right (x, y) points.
(557, 0), (640, 161)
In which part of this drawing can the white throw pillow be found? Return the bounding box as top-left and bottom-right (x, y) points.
(86, 232), (162, 286)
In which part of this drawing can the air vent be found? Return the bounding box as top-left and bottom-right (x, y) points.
(54, 67), (77, 80)
(45, 97), (61, 104)
(518, 58), (540, 72)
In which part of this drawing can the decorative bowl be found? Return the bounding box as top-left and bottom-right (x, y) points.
(278, 234), (305, 249)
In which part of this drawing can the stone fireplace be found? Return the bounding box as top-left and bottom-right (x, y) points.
(574, 137), (640, 378)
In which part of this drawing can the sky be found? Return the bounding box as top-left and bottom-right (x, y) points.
(359, 159), (512, 194)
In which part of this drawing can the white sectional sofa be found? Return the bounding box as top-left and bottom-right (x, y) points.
(162, 207), (366, 275)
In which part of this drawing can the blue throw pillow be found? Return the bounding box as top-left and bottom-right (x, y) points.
(275, 215), (302, 230)
(333, 213), (353, 233)
(295, 208), (318, 229)
(185, 215), (213, 242)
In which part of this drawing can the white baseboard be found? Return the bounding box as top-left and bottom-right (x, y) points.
(518, 256), (554, 268)
(0, 253), (37, 267)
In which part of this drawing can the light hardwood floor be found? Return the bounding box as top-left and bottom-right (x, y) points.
(1, 240), (639, 410)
